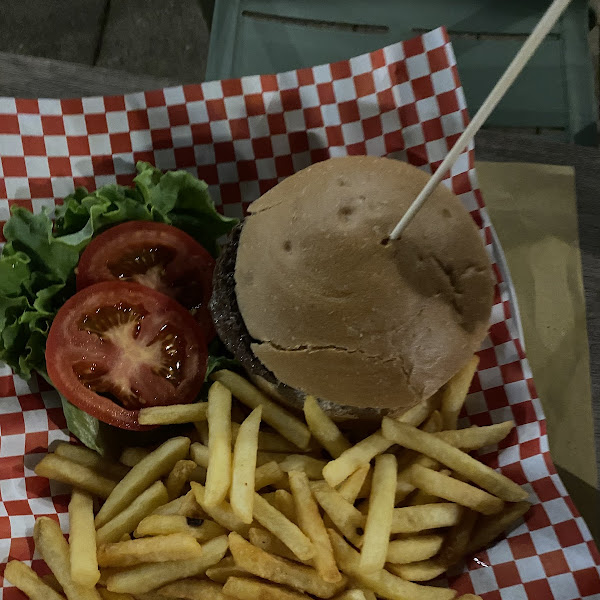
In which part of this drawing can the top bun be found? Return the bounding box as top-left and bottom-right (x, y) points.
(234, 156), (493, 411)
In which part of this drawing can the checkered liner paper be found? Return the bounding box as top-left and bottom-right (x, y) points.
(0, 26), (598, 599)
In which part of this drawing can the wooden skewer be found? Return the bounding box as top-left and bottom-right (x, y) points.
(388, 0), (572, 240)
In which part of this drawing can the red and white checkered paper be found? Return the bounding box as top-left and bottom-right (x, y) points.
(0, 27), (599, 599)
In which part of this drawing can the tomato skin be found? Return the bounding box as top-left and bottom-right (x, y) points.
(46, 281), (208, 430)
(76, 221), (216, 338)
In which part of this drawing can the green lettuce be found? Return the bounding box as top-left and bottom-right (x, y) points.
(0, 162), (238, 454)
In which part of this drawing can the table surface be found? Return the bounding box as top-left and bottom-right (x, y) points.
(475, 132), (600, 471)
(1, 51), (599, 499)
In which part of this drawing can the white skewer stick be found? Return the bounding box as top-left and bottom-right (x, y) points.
(388, 0), (572, 240)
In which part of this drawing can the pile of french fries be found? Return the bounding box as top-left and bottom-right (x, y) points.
(6, 358), (531, 600)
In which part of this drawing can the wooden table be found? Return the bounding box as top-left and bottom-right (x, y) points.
(1, 52), (599, 524)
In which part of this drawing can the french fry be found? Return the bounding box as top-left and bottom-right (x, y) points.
(119, 448), (150, 468)
(95, 437), (190, 528)
(151, 490), (202, 517)
(138, 403), (208, 425)
(440, 356), (479, 430)
(204, 381), (232, 507)
(97, 481), (169, 544)
(190, 443), (209, 468)
(105, 536), (228, 594)
(165, 460), (197, 500)
(144, 496), (186, 520)
(390, 508), (478, 581)
(155, 579), (228, 600)
(135, 513), (225, 541)
(434, 421), (514, 451)
(437, 509), (478, 567)
(254, 461), (285, 490)
(421, 410), (443, 433)
(229, 532), (345, 598)
(359, 454), (397, 573)
(337, 465), (370, 504)
(98, 590), (133, 600)
(407, 467), (451, 507)
(386, 534), (444, 564)
(205, 556), (248, 583)
(356, 470), (373, 499)
(328, 530), (455, 600)
(256, 451), (289, 465)
(191, 482), (250, 535)
(252, 493), (314, 561)
(194, 420), (210, 445)
(97, 568), (124, 588)
(231, 422), (298, 453)
(55, 443), (129, 480)
(211, 370), (311, 449)
(382, 418), (527, 502)
(249, 527), (309, 564)
(264, 489), (297, 523)
(407, 465), (505, 515)
(280, 455), (327, 480)
(395, 455), (440, 504)
(332, 591), (367, 600)
(98, 533), (202, 566)
(391, 503), (463, 534)
(303, 396), (351, 458)
(322, 432), (392, 488)
(457, 595), (483, 600)
(178, 517), (225, 540)
(386, 560), (447, 582)
(222, 577), (309, 600)
(41, 573), (64, 594)
(230, 406), (262, 523)
(177, 488), (207, 517)
(4, 560), (67, 600)
(35, 454), (116, 499)
(407, 488), (441, 506)
(466, 500), (531, 554)
(310, 481), (364, 545)
(34, 517), (102, 600)
(353, 589), (376, 600)
(68, 490), (100, 587)
(289, 470), (341, 583)
(393, 393), (441, 427)
(134, 593), (167, 600)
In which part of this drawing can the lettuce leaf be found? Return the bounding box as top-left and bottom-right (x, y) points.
(0, 162), (238, 453)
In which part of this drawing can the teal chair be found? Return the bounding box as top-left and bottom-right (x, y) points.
(203, 0), (597, 145)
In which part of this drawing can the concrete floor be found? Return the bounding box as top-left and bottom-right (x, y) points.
(0, 0), (210, 82)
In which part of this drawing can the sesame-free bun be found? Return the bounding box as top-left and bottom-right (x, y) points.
(235, 156), (493, 409)
(232, 156), (493, 412)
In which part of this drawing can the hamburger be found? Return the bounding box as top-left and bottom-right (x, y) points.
(210, 156), (494, 421)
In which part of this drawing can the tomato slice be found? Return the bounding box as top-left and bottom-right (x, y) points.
(77, 221), (216, 337)
(46, 281), (208, 430)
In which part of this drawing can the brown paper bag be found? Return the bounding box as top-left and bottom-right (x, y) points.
(476, 161), (598, 539)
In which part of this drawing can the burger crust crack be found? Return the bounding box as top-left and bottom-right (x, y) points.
(250, 340), (420, 396)
(426, 256), (492, 327)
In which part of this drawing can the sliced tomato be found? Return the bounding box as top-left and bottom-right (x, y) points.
(77, 221), (216, 337)
(46, 281), (208, 430)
